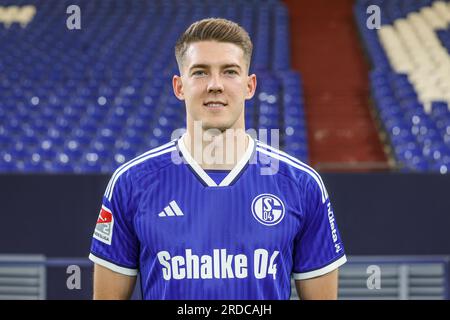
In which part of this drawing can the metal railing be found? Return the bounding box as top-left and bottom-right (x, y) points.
(292, 256), (450, 300)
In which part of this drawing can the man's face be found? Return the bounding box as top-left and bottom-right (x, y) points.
(173, 41), (257, 132)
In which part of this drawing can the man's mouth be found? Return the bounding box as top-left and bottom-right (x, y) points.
(203, 101), (228, 108)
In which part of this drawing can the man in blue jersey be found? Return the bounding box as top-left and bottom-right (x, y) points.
(90, 18), (346, 300)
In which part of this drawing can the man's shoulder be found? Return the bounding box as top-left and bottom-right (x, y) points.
(254, 140), (317, 180)
(123, 140), (178, 175)
(105, 140), (178, 199)
(254, 140), (328, 200)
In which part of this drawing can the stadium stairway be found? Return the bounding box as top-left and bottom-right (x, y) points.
(284, 0), (389, 172)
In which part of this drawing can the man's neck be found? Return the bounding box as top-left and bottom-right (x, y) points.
(183, 128), (249, 170)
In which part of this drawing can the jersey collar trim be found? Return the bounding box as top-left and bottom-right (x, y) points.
(177, 133), (255, 187)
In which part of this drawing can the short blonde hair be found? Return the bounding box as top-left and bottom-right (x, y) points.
(175, 18), (253, 71)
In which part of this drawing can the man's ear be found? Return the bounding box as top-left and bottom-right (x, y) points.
(245, 74), (257, 100)
(173, 75), (185, 100)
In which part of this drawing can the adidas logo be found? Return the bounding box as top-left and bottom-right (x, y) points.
(158, 201), (184, 217)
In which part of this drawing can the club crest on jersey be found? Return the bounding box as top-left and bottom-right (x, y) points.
(251, 194), (285, 226)
(93, 205), (114, 245)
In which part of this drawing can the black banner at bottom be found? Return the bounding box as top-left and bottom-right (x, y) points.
(1, 300), (447, 319)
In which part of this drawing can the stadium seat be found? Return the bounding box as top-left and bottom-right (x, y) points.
(355, 0), (450, 172)
(1, 0), (308, 172)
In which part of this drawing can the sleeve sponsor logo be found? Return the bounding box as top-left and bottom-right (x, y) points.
(327, 202), (343, 254)
(93, 205), (114, 245)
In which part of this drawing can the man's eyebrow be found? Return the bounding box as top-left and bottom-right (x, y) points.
(222, 64), (242, 70)
(189, 64), (209, 71)
(188, 63), (242, 71)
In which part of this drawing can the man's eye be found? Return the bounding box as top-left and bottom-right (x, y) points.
(225, 70), (238, 75)
(192, 70), (206, 76)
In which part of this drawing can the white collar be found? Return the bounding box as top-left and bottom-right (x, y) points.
(177, 133), (255, 187)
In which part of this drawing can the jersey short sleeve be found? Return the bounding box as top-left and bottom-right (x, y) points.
(292, 176), (347, 280)
(89, 170), (139, 276)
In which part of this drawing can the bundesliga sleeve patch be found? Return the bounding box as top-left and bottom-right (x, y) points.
(93, 205), (114, 245)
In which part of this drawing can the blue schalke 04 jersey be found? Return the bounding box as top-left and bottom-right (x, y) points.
(89, 134), (346, 299)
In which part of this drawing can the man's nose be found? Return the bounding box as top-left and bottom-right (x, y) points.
(207, 74), (224, 93)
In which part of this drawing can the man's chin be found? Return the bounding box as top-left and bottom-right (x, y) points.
(202, 123), (231, 133)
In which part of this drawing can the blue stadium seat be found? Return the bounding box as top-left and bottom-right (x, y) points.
(355, 0), (450, 172)
(1, 0), (307, 172)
